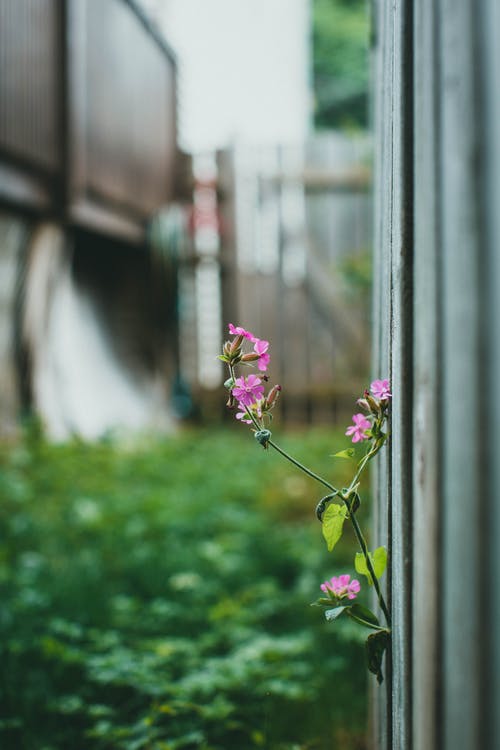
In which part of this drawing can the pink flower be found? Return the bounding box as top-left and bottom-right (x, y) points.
(345, 413), (371, 443)
(228, 323), (254, 340)
(235, 409), (253, 424)
(253, 338), (270, 372)
(231, 374), (265, 406)
(235, 401), (263, 424)
(370, 379), (392, 400)
(321, 574), (360, 601)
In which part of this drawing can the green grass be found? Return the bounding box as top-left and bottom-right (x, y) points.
(0, 424), (370, 749)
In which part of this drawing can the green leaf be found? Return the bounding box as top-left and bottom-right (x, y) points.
(354, 553), (370, 583)
(365, 630), (390, 684)
(322, 503), (348, 552)
(331, 449), (355, 459)
(325, 606), (349, 622)
(373, 547), (388, 579)
(310, 597), (335, 608)
(347, 603), (380, 630)
(354, 546), (388, 585)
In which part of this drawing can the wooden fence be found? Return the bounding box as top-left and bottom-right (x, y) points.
(182, 136), (373, 423)
(372, 1), (500, 748)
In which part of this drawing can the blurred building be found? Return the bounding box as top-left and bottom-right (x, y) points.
(0, 0), (189, 438)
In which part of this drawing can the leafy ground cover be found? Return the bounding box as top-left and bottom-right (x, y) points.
(0, 425), (369, 749)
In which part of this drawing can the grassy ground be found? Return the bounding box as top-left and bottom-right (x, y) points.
(0, 423), (371, 749)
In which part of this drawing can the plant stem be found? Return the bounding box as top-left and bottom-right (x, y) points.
(226, 365), (390, 628)
(348, 510), (391, 626)
(268, 439), (339, 495)
(267, 438), (391, 628)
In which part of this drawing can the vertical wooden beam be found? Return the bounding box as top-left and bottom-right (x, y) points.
(480, 2), (500, 746)
(439, 1), (485, 747)
(388, 3), (413, 749)
(412, 1), (441, 749)
(375, 0), (500, 747)
(372, 1), (413, 748)
(371, 0), (392, 744)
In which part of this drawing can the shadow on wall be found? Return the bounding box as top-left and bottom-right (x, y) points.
(20, 224), (175, 440)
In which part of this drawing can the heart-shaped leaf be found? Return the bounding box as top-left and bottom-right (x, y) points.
(355, 546), (388, 585)
(322, 503), (348, 552)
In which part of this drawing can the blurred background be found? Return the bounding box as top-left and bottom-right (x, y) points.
(0, 0), (373, 747)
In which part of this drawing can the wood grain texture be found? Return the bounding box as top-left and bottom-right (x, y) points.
(440, 1), (484, 747)
(374, 0), (500, 748)
(480, 4), (500, 748)
(67, 0), (177, 222)
(0, 0), (61, 172)
(372, 1), (413, 747)
(412, 0), (441, 748)
(371, 0), (392, 744)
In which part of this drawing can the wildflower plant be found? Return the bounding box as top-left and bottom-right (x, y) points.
(219, 324), (392, 683)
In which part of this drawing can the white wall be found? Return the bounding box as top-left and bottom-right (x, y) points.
(140, 0), (311, 152)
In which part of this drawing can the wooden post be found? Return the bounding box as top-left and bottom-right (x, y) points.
(373, 0), (500, 748)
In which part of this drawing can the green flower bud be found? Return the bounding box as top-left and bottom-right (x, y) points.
(254, 429), (272, 449)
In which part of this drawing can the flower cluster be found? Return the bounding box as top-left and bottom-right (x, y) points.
(320, 574), (360, 601)
(345, 378), (392, 444)
(227, 324), (270, 371)
(218, 323), (392, 683)
(219, 324), (281, 430)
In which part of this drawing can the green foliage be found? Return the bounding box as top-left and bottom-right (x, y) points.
(321, 503), (349, 552)
(324, 602), (380, 632)
(0, 427), (368, 749)
(312, 0), (370, 130)
(365, 631), (389, 685)
(354, 547), (388, 585)
(346, 604), (380, 630)
(337, 252), (373, 302)
(331, 448), (355, 460)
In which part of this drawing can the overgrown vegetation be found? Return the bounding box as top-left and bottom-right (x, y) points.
(0, 426), (369, 749)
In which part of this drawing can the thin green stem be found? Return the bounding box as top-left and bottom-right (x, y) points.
(267, 437), (391, 628)
(348, 511), (391, 626)
(226, 364), (391, 627)
(268, 439), (339, 495)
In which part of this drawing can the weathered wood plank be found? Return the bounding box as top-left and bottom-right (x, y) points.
(439, 1), (484, 748)
(480, 3), (500, 748)
(375, 0), (500, 747)
(388, 0), (413, 745)
(0, 0), (61, 172)
(412, 0), (441, 748)
(371, 0), (393, 742)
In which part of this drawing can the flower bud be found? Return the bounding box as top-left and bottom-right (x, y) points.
(241, 353), (259, 362)
(365, 394), (381, 414)
(356, 398), (370, 412)
(265, 384), (282, 408)
(230, 334), (245, 354)
(254, 429), (272, 448)
(223, 341), (232, 356)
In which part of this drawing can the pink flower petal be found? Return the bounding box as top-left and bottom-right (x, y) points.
(370, 379), (392, 400)
(228, 323), (254, 340)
